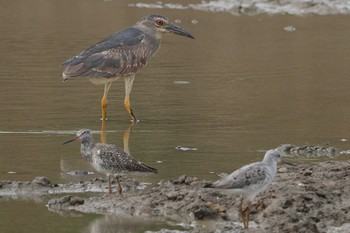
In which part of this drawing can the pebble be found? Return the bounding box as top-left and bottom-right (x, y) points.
(32, 177), (52, 187)
(191, 19), (199, 24)
(175, 146), (198, 151)
(284, 25), (296, 32)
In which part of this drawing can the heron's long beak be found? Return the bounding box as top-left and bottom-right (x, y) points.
(62, 135), (80, 145)
(166, 23), (195, 39)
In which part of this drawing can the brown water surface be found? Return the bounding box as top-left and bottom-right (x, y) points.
(1, 0), (350, 232)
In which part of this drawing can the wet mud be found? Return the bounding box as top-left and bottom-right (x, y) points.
(129, 0), (350, 16)
(1, 157), (349, 232)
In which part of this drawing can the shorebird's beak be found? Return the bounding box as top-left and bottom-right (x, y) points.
(63, 131), (85, 145)
(62, 135), (80, 145)
(282, 159), (296, 166)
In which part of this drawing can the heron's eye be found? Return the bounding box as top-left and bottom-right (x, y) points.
(155, 19), (164, 26)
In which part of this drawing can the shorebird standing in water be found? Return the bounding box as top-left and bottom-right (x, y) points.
(63, 129), (157, 195)
(205, 149), (284, 229)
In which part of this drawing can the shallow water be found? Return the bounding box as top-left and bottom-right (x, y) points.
(1, 0), (350, 232)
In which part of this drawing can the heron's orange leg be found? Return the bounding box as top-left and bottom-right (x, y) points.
(101, 82), (112, 120)
(123, 75), (138, 122)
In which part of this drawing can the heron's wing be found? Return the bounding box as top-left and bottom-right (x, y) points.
(62, 28), (152, 79)
(63, 28), (144, 66)
(210, 162), (269, 189)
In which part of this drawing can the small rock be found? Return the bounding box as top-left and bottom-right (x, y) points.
(174, 146), (198, 151)
(302, 195), (313, 201)
(282, 198), (294, 209)
(332, 190), (341, 197)
(69, 196), (84, 206)
(184, 176), (198, 185)
(166, 191), (183, 201)
(191, 19), (199, 24)
(289, 213), (299, 223)
(32, 177), (52, 187)
(172, 175), (187, 184)
(48, 195), (84, 208)
(191, 203), (217, 220)
(207, 202), (226, 213)
(284, 25), (296, 32)
(278, 166), (288, 173)
(315, 191), (326, 198)
(303, 171), (312, 176)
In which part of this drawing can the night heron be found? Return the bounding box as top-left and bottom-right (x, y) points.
(62, 15), (194, 122)
(205, 150), (283, 229)
(63, 129), (157, 195)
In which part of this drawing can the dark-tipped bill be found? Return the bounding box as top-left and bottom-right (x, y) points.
(166, 22), (195, 39)
(62, 135), (80, 145)
(63, 130), (85, 145)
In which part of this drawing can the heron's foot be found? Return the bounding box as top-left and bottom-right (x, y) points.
(100, 117), (109, 121)
(130, 108), (140, 123)
(131, 118), (140, 124)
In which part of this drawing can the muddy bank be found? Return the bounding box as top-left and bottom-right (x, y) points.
(129, 0), (350, 16)
(277, 144), (350, 158)
(1, 159), (349, 232)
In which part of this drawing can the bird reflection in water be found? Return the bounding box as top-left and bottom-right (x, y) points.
(82, 215), (178, 233)
(62, 122), (156, 194)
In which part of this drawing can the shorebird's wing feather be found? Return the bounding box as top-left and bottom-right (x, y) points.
(97, 144), (157, 173)
(210, 162), (269, 189)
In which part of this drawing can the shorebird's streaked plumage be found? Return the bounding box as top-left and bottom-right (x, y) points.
(63, 129), (157, 194)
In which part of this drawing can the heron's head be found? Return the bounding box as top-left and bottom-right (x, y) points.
(137, 15), (195, 39)
(63, 129), (92, 145)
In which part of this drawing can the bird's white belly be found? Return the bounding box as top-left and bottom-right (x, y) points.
(91, 154), (108, 175)
(89, 76), (121, 85)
